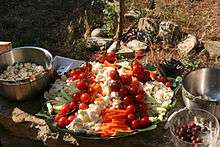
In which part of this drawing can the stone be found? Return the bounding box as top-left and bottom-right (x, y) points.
(158, 21), (182, 45)
(107, 41), (118, 53)
(177, 34), (198, 56)
(86, 37), (113, 49)
(117, 44), (134, 58)
(125, 10), (139, 22)
(137, 17), (159, 43)
(91, 28), (108, 38)
(0, 98), (77, 147)
(126, 40), (148, 51)
(203, 40), (220, 59)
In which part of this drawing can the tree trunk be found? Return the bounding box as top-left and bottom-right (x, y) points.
(114, 0), (125, 51)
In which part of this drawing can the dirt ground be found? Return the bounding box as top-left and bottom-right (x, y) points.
(0, 0), (219, 59)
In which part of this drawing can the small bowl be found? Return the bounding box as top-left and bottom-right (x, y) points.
(169, 108), (219, 147)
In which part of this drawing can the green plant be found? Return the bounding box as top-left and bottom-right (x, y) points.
(102, 1), (117, 37)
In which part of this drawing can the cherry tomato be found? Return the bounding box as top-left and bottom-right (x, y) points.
(127, 113), (136, 121)
(76, 79), (88, 90)
(121, 75), (132, 85)
(60, 104), (71, 115)
(132, 62), (143, 74)
(98, 54), (106, 63)
(78, 72), (87, 79)
(54, 114), (62, 122)
(165, 82), (172, 88)
(79, 103), (89, 110)
(70, 69), (81, 77)
(109, 70), (118, 80)
(58, 117), (68, 127)
(157, 76), (167, 83)
(80, 93), (91, 103)
(79, 66), (86, 72)
(106, 52), (116, 63)
(139, 103), (148, 115)
(123, 96), (133, 106)
(71, 92), (81, 102)
(67, 114), (77, 123)
(69, 101), (78, 109)
(119, 87), (129, 98)
(140, 116), (150, 127)
(126, 105), (136, 113)
(70, 74), (78, 81)
(129, 85), (139, 95)
(110, 82), (120, 92)
(83, 63), (92, 71)
(131, 119), (141, 129)
(135, 94), (145, 102)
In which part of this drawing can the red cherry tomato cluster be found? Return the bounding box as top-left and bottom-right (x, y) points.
(54, 103), (78, 127)
(97, 52), (117, 63)
(55, 63), (98, 127)
(108, 67), (150, 129)
(131, 61), (150, 83)
(156, 76), (173, 88)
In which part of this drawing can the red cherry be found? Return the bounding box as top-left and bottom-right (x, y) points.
(157, 76), (167, 83)
(79, 103), (89, 110)
(67, 114), (77, 123)
(106, 52), (116, 63)
(127, 113), (136, 121)
(60, 104), (71, 115)
(109, 70), (118, 80)
(71, 92), (81, 102)
(119, 87), (129, 98)
(129, 85), (139, 95)
(83, 63), (92, 71)
(135, 94), (145, 102)
(120, 75), (132, 85)
(110, 82), (120, 92)
(140, 116), (150, 127)
(131, 119), (141, 129)
(123, 96), (133, 106)
(76, 79), (88, 90)
(126, 105), (136, 113)
(165, 82), (172, 88)
(80, 93), (91, 103)
(58, 117), (68, 127)
(54, 114), (62, 122)
(69, 101), (78, 109)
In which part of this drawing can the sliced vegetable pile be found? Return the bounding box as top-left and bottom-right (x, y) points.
(43, 52), (180, 138)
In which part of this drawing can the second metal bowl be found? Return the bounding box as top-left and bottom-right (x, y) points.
(182, 68), (220, 119)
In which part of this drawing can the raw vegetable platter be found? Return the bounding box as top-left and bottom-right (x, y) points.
(37, 52), (182, 140)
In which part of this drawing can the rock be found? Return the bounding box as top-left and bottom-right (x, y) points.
(107, 41), (118, 53)
(0, 98), (77, 147)
(203, 40), (220, 59)
(137, 17), (159, 43)
(125, 11), (139, 22)
(158, 21), (182, 45)
(177, 34), (198, 56)
(126, 40), (148, 51)
(86, 37), (113, 49)
(117, 44), (134, 58)
(91, 28), (107, 38)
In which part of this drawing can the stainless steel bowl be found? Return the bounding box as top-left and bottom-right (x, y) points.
(0, 46), (54, 101)
(182, 68), (220, 119)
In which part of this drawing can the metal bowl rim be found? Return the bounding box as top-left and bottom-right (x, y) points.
(182, 67), (220, 104)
